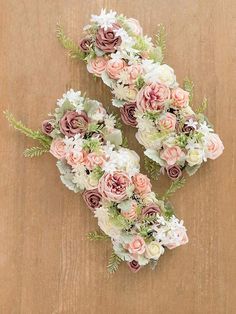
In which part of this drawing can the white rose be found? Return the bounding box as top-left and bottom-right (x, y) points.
(186, 149), (203, 166)
(144, 64), (177, 88)
(135, 130), (162, 149)
(95, 207), (121, 239)
(126, 18), (143, 36)
(145, 241), (164, 260)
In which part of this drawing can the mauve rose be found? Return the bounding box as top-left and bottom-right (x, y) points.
(60, 111), (89, 137)
(42, 120), (54, 135)
(79, 37), (92, 52)
(127, 260), (141, 273)
(95, 24), (121, 53)
(142, 203), (161, 217)
(120, 102), (137, 127)
(182, 123), (194, 134)
(166, 165), (182, 180)
(82, 188), (102, 211)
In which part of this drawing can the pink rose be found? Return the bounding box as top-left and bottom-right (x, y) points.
(127, 260), (141, 273)
(79, 37), (92, 52)
(66, 150), (86, 168)
(50, 138), (66, 159)
(160, 146), (185, 166)
(171, 88), (189, 108)
(126, 18), (143, 36)
(128, 236), (146, 255)
(98, 171), (132, 203)
(158, 112), (176, 132)
(165, 229), (189, 250)
(60, 111), (89, 137)
(205, 133), (224, 160)
(126, 64), (143, 84)
(87, 57), (108, 77)
(42, 120), (54, 136)
(106, 58), (126, 80)
(82, 188), (102, 211)
(142, 203), (161, 217)
(120, 201), (138, 220)
(120, 102), (137, 127)
(85, 152), (106, 170)
(95, 24), (121, 53)
(137, 83), (170, 112)
(132, 173), (152, 196)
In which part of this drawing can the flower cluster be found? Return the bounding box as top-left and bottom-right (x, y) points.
(77, 9), (224, 179)
(42, 89), (188, 272)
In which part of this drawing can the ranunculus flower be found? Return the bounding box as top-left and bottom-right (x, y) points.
(120, 102), (137, 127)
(106, 58), (126, 79)
(87, 57), (108, 77)
(137, 83), (170, 112)
(160, 146), (185, 166)
(50, 138), (66, 159)
(85, 152), (106, 170)
(186, 149), (203, 167)
(171, 88), (189, 108)
(145, 241), (164, 260)
(66, 150), (86, 168)
(120, 201), (138, 220)
(142, 203), (161, 217)
(128, 236), (146, 255)
(127, 260), (141, 273)
(158, 112), (176, 132)
(132, 173), (152, 196)
(165, 229), (189, 250)
(126, 18), (143, 36)
(79, 37), (92, 52)
(42, 120), (54, 135)
(205, 133), (224, 160)
(60, 111), (89, 137)
(95, 24), (121, 53)
(166, 165), (182, 180)
(82, 188), (102, 211)
(98, 171), (132, 203)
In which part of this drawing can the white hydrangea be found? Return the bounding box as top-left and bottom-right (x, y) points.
(57, 89), (84, 110)
(91, 9), (117, 30)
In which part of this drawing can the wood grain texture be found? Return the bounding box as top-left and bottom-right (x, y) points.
(0, 0), (235, 313)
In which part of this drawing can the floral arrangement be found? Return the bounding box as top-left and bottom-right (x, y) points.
(5, 90), (188, 273)
(57, 9), (224, 180)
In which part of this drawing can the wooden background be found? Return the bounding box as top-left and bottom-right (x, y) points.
(0, 1), (235, 313)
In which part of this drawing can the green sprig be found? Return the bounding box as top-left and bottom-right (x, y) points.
(196, 97), (208, 114)
(24, 146), (49, 158)
(107, 250), (122, 274)
(144, 156), (160, 180)
(87, 231), (109, 241)
(155, 24), (166, 62)
(183, 78), (194, 105)
(162, 177), (186, 201)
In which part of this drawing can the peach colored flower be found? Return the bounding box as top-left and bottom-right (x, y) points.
(160, 146), (185, 166)
(126, 64), (143, 84)
(87, 57), (108, 77)
(165, 229), (189, 250)
(171, 88), (189, 108)
(106, 58), (127, 80)
(158, 112), (176, 132)
(126, 18), (143, 36)
(85, 152), (106, 170)
(66, 150), (86, 168)
(128, 236), (146, 255)
(132, 173), (152, 196)
(137, 83), (170, 112)
(205, 133), (224, 160)
(50, 138), (66, 159)
(121, 201), (138, 220)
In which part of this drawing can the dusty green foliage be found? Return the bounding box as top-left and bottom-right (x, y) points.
(122, 136), (129, 148)
(107, 250), (122, 274)
(4, 111), (51, 150)
(162, 177), (186, 201)
(183, 78), (194, 105)
(196, 97), (208, 114)
(56, 23), (85, 60)
(155, 24), (166, 62)
(144, 156), (160, 180)
(24, 147), (49, 158)
(87, 231), (109, 241)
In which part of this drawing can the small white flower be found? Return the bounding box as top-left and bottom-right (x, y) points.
(91, 9), (117, 30)
(104, 114), (116, 131)
(198, 121), (213, 135)
(112, 84), (130, 100)
(185, 118), (198, 129)
(57, 89), (84, 109)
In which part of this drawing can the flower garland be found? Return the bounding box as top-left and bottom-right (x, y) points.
(5, 90), (188, 273)
(57, 9), (224, 180)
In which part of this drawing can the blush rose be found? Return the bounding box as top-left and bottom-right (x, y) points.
(160, 146), (185, 166)
(50, 138), (66, 159)
(132, 173), (152, 196)
(87, 57), (108, 77)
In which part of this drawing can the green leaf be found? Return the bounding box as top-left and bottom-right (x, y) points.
(122, 136), (129, 148)
(107, 250), (122, 274)
(24, 146), (49, 158)
(185, 164), (201, 176)
(183, 78), (194, 105)
(56, 23), (85, 60)
(144, 156), (160, 180)
(87, 231), (109, 241)
(155, 24), (166, 62)
(162, 177), (186, 200)
(4, 111), (52, 148)
(196, 97), (208, 114)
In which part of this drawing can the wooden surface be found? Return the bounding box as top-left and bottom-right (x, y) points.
(0, 1), (235, 313)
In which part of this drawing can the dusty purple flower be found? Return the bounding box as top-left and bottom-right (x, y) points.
(79, 37), (92, 52)
(91, 132), (105, 143)
(60, 111), (89, 137)
(42, 120), (54, 135)
(120, 102), (137, 127)
(142, 203), (161, 217)
(128, 260), (141, 273)
(95, 24), (121, 53)
(166, 165), (182, 180)
(82, 188), (102, 211)
(182, 123), (194, 134)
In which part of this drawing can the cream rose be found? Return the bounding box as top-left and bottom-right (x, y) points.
(171, 87), (189, 108)
(145, 241), (164, 260)
(205, 133), (224, 160)
(50, 138), (66, 159)
(160, 146), (185, 166)
(186, 149), (203, 166)
(126, 18), (143, 36)
(87, 57), (107, 77)
(106, 58), (126, 80)
(158, 112), (176, 132)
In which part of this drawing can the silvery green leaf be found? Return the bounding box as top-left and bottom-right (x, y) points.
(185, 164), (201, 176)
(94, 46), (105, 57)
(144, 149), (165, 167)
(60, 173), (80, 193)
(117, 199), (132, 212)
(84, 99), (100, 116)
(56, 160), (71, 175)
(104, 129), (122, 147)
(112, 98), (125, 108)
(101, 71), (114, 88)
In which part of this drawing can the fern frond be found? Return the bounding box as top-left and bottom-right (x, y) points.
(196, 97), (208, 114)
(162, 177), (186, 200)
(56, 23), (85, 60)
(107, 251), (122, 274)
(144, 156), (160, 180)
(87, 231), (109, 241)
(183, 78), (194, 105)
(155, 24), (166, 61)
(23, 146), (49, 158)
(4, 111), (51, 148)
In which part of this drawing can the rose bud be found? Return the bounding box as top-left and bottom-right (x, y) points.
(79, 37), (92, 52)
(42, 120), (54, 136)
(82, 188), (102, 212)
(142, 203), (161, 217)
(59, 111), (89, 137)
(120, 102), (137, 127)
(128, 260), (141, 273)
(166, 165), (182, 180)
